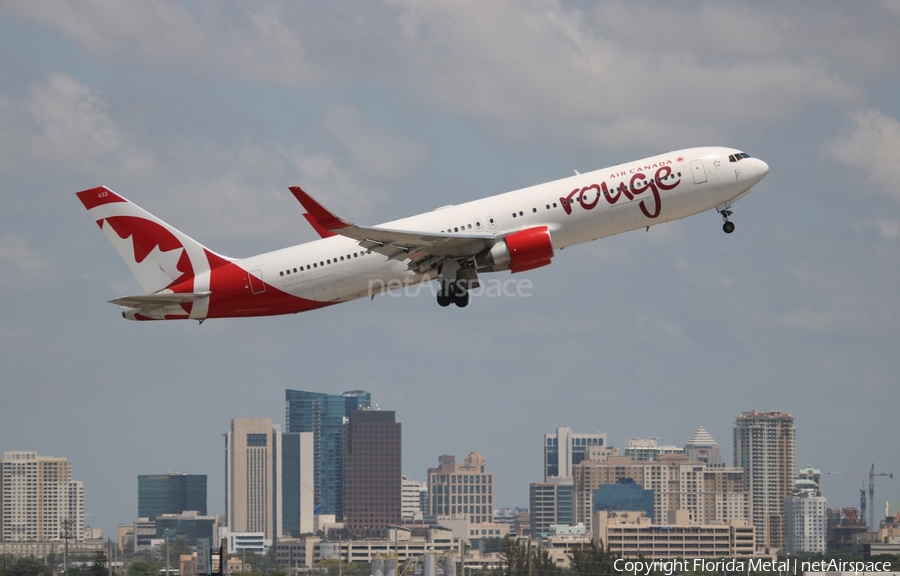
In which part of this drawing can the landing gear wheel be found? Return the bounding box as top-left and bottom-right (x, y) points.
(437, 293), (453, 307)
(454, 289), (469, 308)
(723, 221), (735, 234)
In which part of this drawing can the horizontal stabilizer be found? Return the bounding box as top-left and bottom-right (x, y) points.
(108, 292), (212, 308)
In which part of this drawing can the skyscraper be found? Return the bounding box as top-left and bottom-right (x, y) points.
(733, 410), (796, 550)
(785, 467), (826, 553)
(225, 418), (281, 540)
(1, 451), (84, 542)
(683, 426), (725, 468)
(284, 389), (371, 519)
(544, 426), (607, 480)
(280, 432), (315, 537)
(138, 474), (207, 519)
(343, 410), (402, 538)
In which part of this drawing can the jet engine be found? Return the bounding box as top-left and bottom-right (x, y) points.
(477, 226), (554, 273)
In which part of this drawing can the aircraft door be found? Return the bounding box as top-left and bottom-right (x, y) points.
(248, 270), (266, 294)
(690, 159), (708, 184)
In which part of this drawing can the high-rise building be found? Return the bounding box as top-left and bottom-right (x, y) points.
(733, 410), (796, 550)
(285, 389), (371, 519)
(0, 451), (84, 542)
(427, 453), (494, 524)
(684, 426), (725, 468)
(281, 432), (315, 537)
(573, 454), (747, 532)
(624, 438), (685, 462)
(225, 418), (281, 540)
(530, 476), (574, 534)
(544, 427), (607, 480)
(784, 483), (826, 553)
(138, 474), (207, 519)
(343, 410), (402, 538)
(402, 476), (427, 520)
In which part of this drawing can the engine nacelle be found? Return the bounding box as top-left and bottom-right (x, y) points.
(478, 226), (554, 273)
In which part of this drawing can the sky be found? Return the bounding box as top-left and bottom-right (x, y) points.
(1, 1), (899, 537)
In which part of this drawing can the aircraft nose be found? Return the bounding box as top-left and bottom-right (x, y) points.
(756, 158), (769, 182)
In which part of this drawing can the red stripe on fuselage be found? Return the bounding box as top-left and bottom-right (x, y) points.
(168, 250), (336, 318)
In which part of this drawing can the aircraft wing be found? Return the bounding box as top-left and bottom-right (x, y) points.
(289, 186), (495, 269)
(108, 292), (211, 308)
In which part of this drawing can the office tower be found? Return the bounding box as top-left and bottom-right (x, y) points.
(138, 474), (207, 519)
(544, 426), (607, 480)
(281, 432), (315, 537)
(225, 418), (281, 540)
(733, 410), (796, 550)
(402, 476), (428, 520)
(427, 453), (494, 524)
(784, 468), (826, 553)
(1, 451), (84, 541)
(529, 476), (574, 534)
(285, 389), (371, 520)
(343, 410), (402, 538)
(684, 426), (725, 468)
(624, 437), (685, 461)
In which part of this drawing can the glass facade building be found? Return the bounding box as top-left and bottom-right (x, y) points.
(138, 474), (207, 519)
(285, 389), (371, 520)
(544, 426), (607, 480)
(593, 479), (655, 520)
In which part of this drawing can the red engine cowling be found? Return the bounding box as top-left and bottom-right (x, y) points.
(481, 226), (554, 273)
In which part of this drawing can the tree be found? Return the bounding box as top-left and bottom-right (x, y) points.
(493, 538), (562, 576)
(128, 561), (156, 576)
(5, 559), (53, 576)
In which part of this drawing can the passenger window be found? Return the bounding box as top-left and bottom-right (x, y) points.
(280, 271), (284, 276)
(314, 263), (318, 268)
(293, 268), (297, 273)
(512, 213), (517, 218)
(354, 253), (358, 257)
(552, 202), (557, 208)
(489, 218), (495, 224)
(454, 227), (459, 232)
(519, 211), (523, 216)
(320, 261), (324, 266)
(467, 224), (472, 229)
(340, 256), (344, 261)
(532, 208), (537, 213)
(546, 204), (550, 210)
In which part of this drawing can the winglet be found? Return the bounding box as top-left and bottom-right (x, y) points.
(302, 212), (337, 239)
(289, 186), (351, 231)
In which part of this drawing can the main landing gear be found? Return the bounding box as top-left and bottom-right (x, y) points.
(717, 201), (735, 234)
(437, 280), (469, 308)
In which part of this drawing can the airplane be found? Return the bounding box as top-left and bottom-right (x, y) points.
(76, 146), (768, 320)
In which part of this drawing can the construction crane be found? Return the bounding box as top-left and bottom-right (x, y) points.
(828, 464), (894, 530)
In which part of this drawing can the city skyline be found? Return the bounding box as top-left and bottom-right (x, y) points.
(0, 402), (855, 541)
(1, 2), (899, 540)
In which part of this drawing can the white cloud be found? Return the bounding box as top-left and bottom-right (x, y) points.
(323, 104), (428, 181)
(825, 108), (900, 201)
(3, 2), (319, 87)
(0, 235), (51, 288)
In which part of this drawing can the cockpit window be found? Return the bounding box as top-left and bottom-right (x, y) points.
(740, 152), (750, 159)
(729, 152), (753, 162)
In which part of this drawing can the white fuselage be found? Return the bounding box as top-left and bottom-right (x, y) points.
(220, 146), (766, 310)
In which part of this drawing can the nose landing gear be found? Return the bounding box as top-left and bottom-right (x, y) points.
(717, 201), (735, 234)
